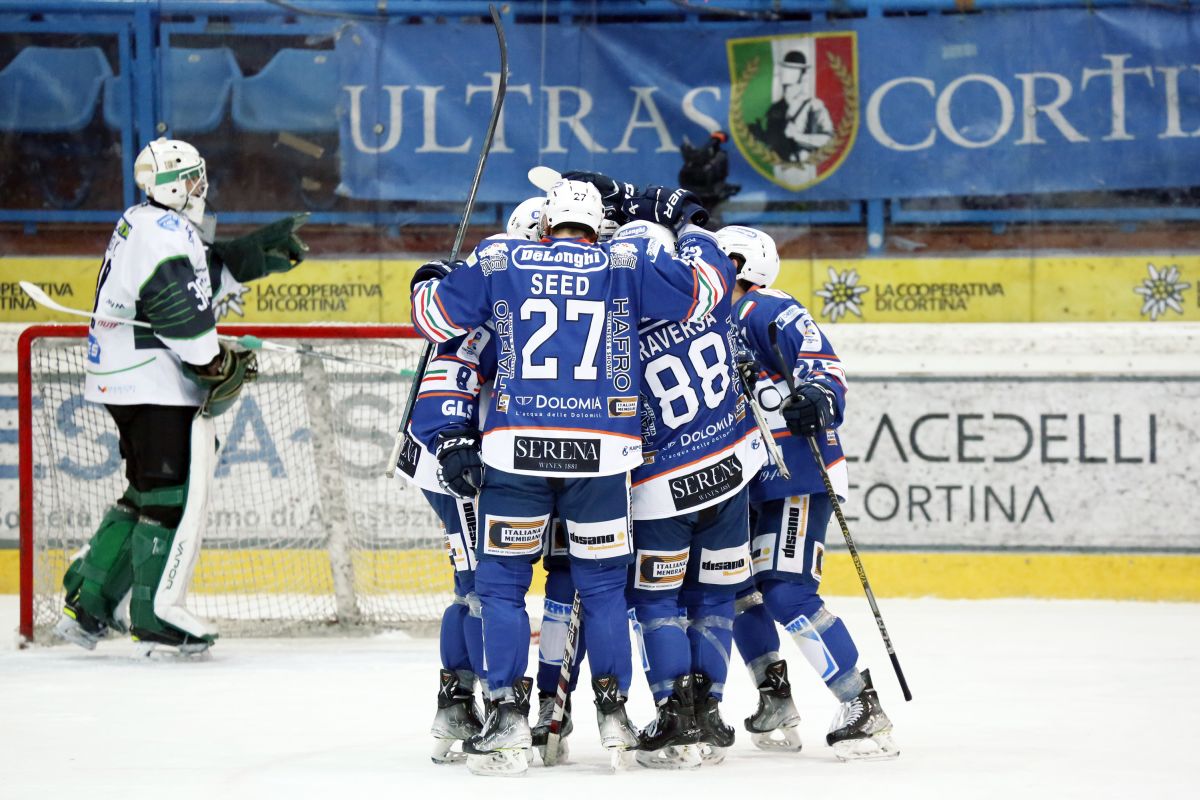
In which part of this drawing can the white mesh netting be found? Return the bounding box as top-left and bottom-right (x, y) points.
(24, 329), (451, 642)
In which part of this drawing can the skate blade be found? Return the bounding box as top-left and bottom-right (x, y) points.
(751, 726), (803, 752)
(538, 737), (569, 766)
(53, 618), (100, 651)
(831, 732), (899, 762)
(700, 744), (728, 766)
(466, 747), (529, 776)
(431, 738), (467, 765)
(132, 640), (212, 661)
(634, 745), (702, 770)
(609, 748), (638, 771)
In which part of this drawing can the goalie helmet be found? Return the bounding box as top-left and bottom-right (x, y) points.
(506, 197), (544, 241)
(716, 225), (779, 288)
(134, 137), (208, 226)
(540, 179), (603, 239)
(611, 219), (676, 252)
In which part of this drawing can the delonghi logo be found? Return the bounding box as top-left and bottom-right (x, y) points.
(668, 453), (744, 510)
(607, 396), (638, 417)
(513, 436), (601, 472)
(513, 244), (609, 271)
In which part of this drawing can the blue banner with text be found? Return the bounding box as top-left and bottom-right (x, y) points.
(335, 8), (1200, 203)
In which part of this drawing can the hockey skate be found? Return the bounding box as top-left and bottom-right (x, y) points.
(693, 673), (734, 766)
(465, 678), (533, 776)
(531, 693), (572, 764)
(636, 674), (702, 770)
(826, 670), (899, 761)
(431, 670), (485, 764)
(593, 674), (639, 769)
(53, 592), (109, 651)
(130, 622), (215, 659)
(745, 659), (803, 752)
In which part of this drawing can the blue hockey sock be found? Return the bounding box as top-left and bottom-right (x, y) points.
(475, 559), (534, 699)
(733, 588), (783, 684)
(682, 590), (735, 700)
(631, 598), (690, 701)
(439, 596), (472, 679)
(463, 592), (487, 692)
(572, 560), (634, 693)
(761, 580), (863, 700)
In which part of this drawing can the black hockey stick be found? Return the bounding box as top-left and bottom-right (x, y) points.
(384, 3), (508, 478)
(542, 591), (582, 766)
(767, 322), (913, 702)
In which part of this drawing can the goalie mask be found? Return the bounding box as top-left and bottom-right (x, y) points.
(134, 137), (208, 227)
(716, 225), (779, 288)
(540, 179), (603, 240)
(506, 197), (544, 241)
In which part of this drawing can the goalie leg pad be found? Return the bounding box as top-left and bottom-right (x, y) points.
(65, 498), (139, 627)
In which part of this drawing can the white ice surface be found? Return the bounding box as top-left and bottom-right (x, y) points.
(2, 595), (1198, 800)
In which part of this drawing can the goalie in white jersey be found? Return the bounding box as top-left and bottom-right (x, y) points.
(56, 138), (306, 654)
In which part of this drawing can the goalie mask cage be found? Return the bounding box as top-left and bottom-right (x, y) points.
(18, 324), (451, 644)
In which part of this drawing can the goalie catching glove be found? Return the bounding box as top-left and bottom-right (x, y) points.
(781, 382), (837, 438)
(435, 427), (484, 499)
(207, 213), (310, 282)
(184, 342), (258, 417)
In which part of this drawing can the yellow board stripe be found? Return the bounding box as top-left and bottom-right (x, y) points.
(2, 551), (1197, 601)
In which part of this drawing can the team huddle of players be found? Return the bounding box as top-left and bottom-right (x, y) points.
(401, 172), (899, 774)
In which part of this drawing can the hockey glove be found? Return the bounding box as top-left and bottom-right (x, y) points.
(562, 170), (637, 224)
(621, 186), (709, 233)
(410, 259), (465, 292)
(184, 342), (259, 418)
(435, 427), (484, 499)
(781, 382), (837, 438)
(734, 347), (759, 390)
(208, 213), (310, 282)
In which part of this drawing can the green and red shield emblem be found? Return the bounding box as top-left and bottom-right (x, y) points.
(727, 32), (859, 191)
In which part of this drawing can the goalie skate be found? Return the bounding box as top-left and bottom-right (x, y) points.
(465, 679), (533, 777)
(826, 670), (899, 761)
(53, 598), (108, 651)
(431, 670), (485, 765)
(745, 660), (803, 752)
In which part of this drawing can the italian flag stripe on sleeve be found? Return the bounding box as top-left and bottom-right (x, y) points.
(738, 300), (756, 319)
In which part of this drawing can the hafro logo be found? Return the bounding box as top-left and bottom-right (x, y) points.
(728, 32), (858, 191)
(1134, 263), (1190, 321)
(814, 266), (868, 322)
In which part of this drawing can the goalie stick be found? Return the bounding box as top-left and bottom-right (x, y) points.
(541, 590), (581, 766)
(18, 281), (412, 375)
(385, 2), (508, 479)
(767, 322), (913, 702)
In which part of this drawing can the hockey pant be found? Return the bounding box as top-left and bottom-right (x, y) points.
(628, 490), (751, 701)
(424, 489), (486, 691)
(474, 468), (633, 700)
(742, 493), (864, 701)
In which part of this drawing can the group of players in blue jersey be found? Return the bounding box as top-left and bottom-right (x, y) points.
(397, 170), (899, 775)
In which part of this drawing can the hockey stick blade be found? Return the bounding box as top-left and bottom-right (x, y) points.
(385, 3), (508, 478)
(527, 166), (561, 192)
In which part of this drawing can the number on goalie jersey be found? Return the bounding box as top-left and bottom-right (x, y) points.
(83, 202), (244, 406)
(411, 226), (729, 477)
(736, 288), (848, 503)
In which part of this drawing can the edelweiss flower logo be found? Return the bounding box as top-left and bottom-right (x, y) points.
(1134, 263), (1190, 321)
(213, 284), (250, 320)
(814, 266), (868, 322)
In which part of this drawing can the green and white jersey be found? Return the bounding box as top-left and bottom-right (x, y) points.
(83, 203), (232, 407)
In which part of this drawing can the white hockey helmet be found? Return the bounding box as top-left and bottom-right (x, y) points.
(541, 179), (603, 239)
(506, 197), (544, 241)
(134, 137), (208, 226)
(611, 219), (676, 252)
(716, 225), (780, 288)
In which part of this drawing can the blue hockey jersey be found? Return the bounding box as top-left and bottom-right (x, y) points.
(631, 256), (765, 519)
(735, 288), (849, 504)
(411, 227), (729, 476)
(395, 324), (497, 493)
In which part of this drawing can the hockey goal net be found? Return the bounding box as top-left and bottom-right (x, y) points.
(18, 324), (449, 644)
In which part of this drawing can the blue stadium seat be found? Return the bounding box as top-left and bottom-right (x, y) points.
(103, 47), (241, 134)
(232, 49), (338, 133)
(0, 46), (111, 132)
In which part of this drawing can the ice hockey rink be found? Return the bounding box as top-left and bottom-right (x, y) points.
(3, 594), (1197, 800)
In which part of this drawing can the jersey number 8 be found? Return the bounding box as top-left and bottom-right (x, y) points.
(643, 331), (729, 429)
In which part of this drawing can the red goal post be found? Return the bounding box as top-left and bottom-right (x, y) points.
(17, 323), (447, 644)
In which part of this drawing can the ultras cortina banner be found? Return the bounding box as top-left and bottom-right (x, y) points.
(334, 8), (1200, 202)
